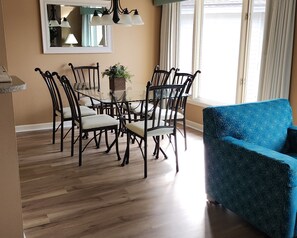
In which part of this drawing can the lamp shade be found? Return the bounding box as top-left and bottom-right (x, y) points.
(49, 19), (60, 27)
(118, 14), (133, 26)
(65, 34), (78, 46)
(132, 13), (144, 25)
(91, 15), (101, 26)
(100, 14), (114, 25)
(91, 10), (101, 26)
(60, 17), (71, 28)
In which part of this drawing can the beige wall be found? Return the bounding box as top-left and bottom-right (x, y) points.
(187, 103), (203, 125)
(0, 0), (7, 67)
(1, 0), (161, 126)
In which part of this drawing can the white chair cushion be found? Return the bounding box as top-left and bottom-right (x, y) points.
(126, 120), (173, 137)
(59, 107), (72, 119)
(60, 106), (96, 119)
(81, 114), (118, 130)
(176, 111), (184, 120)
(154, 108), (184, 120)
(80, 106), (97, 117)
(79, 96), (101, 107)
(128, 101), (142, 111)
(132, 102), (154, 114)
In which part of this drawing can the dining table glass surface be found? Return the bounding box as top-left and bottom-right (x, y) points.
(73, 82), (189, 104)
(73, 82), (146, 103)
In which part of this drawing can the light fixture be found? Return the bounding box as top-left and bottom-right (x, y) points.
(48, 5), (71, 28)
(90, 0), (144, 26)
(60, 17), (71, 28)
(65, 34), (78, 47)
(91, 10), (101, 26)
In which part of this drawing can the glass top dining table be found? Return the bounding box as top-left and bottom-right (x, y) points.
(74, 83), (146, 104)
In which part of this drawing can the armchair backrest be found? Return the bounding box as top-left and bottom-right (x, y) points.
(203, 99), (293, 152)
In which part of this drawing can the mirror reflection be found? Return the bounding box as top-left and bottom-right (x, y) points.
(39, 0), (112, 54)
(48, 4), (108, 48)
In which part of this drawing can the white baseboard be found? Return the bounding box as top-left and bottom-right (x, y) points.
(185, 120), (204, 132)
(16, 121), (203, 133)
(16, 122), (72, 133)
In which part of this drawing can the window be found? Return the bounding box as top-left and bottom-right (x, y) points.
(179, 0), (266, 104)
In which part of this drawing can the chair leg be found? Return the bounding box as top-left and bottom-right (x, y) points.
(121, 131), (131, 166)
(94, 131), (99, 148)
(52, 114), (56, 144)
(79, 129), (83, 166)
(71, 122), (75, 157)
(156, 136), (160, 159)
(114, 127), (121, 161)
(60, 118), (64, 152)
(183, 118), (187, 150)
(97, 131), (102, 148)
(104, 129), (109, 148)
(144, 138), (147, 178)
(174, 134), (179, 172)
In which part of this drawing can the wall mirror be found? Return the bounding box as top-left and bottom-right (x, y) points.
(39, 0), (112, 54)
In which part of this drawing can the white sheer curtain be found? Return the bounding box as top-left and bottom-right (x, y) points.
(258, 0), (296, 100)
(159, 3), (180, 70)
(82, 15), (103, 47)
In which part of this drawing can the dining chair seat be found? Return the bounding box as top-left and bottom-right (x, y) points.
(80, 114), (118, 130)
(130, 102), (154, 115)
(153, 108), (184, 120)
(78, 96), (101, 108)
(58, 106), (96, 119)
(126, 120), (171, 137)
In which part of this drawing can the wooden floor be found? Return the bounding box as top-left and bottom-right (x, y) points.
(18, 128), (268, 238)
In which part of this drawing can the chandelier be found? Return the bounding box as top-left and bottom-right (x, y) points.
(91, 0), (144, 26)
(48, 5), (71, 28)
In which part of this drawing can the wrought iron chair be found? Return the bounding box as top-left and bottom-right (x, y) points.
(68, 62), (102, 111)
(127, 65), (176, 119)
(54, 73), (121, 166)
(171, 69), (201, 150)
(35, 68), (96, 152)
(121, 80), (189, 178)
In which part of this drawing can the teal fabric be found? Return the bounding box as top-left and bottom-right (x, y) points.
(203, 99), (293, 152)
(154, 0), (187, 6)
(203, 99), (297, 238)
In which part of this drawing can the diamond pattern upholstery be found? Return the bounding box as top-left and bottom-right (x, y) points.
(203, 99), (297, 238)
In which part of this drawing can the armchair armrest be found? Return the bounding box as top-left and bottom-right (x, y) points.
(222, 136), (297, 185)
(204, 135), (297, 237)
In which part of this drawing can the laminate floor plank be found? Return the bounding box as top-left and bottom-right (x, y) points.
(18, 128), (268, 238)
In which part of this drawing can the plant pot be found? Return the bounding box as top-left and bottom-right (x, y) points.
(109, 77), (126, 91)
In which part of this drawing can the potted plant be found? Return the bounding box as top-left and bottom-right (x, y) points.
(102, 63), (133, 91)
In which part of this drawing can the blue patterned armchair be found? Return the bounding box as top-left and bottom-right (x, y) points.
(203, 99), (297, 238)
